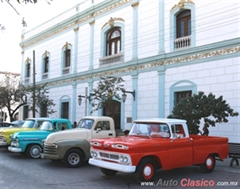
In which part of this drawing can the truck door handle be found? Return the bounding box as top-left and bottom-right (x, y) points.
(108, 133), (113, 136)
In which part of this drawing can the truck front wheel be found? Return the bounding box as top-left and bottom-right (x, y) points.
(100, 168), (117, 176)
(27, 144), (42, 159)
(200, 155), (215, 173)
(135, 157), (156, 182)
(63, 149), (84, 168)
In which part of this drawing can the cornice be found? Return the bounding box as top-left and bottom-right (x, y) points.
(21, 0), (132, 49)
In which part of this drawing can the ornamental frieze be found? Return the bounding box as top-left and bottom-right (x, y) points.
(46, 45), (239, 87)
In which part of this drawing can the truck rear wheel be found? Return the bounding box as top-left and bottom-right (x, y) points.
(135, 157), (156, 182)
(63, 149), (84, 168)
(27, 144), (42, 159)
(100, 168), (117, 176)
(200, 155), (215, 173)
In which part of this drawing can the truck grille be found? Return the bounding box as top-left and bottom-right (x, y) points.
(43, 144), (56, 155)
(99, 152), (119, 161)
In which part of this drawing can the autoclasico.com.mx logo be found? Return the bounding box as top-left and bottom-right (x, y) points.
(141, 178), (239, 187)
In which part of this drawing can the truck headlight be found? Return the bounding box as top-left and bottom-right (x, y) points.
(119, 155), (129, 163)
(90, 151), (97, 157)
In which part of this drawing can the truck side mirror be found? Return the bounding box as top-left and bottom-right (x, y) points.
(96, 128), (101, 133)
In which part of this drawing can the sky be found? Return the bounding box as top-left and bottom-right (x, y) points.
(0, 0), (82, 73)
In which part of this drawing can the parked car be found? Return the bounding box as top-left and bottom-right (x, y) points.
(11, 120), (25, 127)
(0, 122), (15, 128)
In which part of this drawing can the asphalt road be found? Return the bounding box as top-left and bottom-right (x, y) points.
(0, 148), (239, 189)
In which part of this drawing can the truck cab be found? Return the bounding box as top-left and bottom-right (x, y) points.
(41, 116), (117, 168)
(8, 118), (72, 159)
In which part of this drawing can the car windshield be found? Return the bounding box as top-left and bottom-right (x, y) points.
(39, 121), (53, 131)
(21, 120), (35, 128)
(77, 119), (94, 130)
(129, 122), (170, 138)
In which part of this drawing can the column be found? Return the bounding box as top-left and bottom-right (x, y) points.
(89, 21), (95, 70)
(159, 0), (165, 54)
(158, 66), (165, 118)
(72, 82), (77, 123)
(73, 27), (79, 73)
(131, 2), (139, 60)
(132, 73), (138, 122)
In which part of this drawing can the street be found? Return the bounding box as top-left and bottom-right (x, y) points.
(0, 148), (239, 189)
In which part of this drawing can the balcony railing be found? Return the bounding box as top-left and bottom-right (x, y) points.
(62, 67), (70, 75)
(99, 53), (124, 67)
(42, 73), (48, 79)
(174, 36), (191, 51)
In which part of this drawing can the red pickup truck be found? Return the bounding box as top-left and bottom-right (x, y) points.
(89, 118), (228, 181)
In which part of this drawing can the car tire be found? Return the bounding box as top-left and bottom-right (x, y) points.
(27, 144), (42, 159)
(100, 168), (117, 176)
(135, 157), (156, 182)
(63, 149), (84, 168)
(200, 155), (215, 173)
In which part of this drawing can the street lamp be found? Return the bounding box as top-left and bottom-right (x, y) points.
(122, 90), (135, 103)
(78, 95), (91, 106)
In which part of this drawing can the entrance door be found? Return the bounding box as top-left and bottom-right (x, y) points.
(103, 100), (121, 130)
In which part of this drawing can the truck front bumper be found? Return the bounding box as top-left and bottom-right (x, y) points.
(0, 141), (8, 147)
(8, 146), (22, 153)
(40, 153), (60, 160)
(89, 158), (136, 173)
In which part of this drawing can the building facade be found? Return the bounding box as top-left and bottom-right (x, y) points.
(19, 0), (240, 142)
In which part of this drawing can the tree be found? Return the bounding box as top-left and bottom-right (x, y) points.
(0, 0), (52, 30)
(168, 91), (239, 134)
(0, 73), (25, 121)
(22, 83), (56, 117)
(0, 73), (56, 121)
(90, 76), (125, 113)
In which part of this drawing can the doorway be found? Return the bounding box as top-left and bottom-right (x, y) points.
(103, 100), (121, 130)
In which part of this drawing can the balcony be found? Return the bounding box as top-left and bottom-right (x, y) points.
(42, 73), (48, 80)
(62, 67), (70, 75)
(174, 36), (191, 51)
(99, 53), (124, 67)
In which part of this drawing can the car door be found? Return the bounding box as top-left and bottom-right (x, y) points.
(168, 124), (193, 169)
(91, 120), (114, 139)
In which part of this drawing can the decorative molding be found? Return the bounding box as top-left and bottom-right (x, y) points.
(131, 2), (139, 8)
(73, 27), (79, 32)
(21, 34), (24, 40)
(101, 17), (125, 30)
(89, 21), (95, 25)
(62, 42), (72, 50)
(171, 0), (194, 11)
(21, 0), (132, 48)
(43, 50), (49, 57)
(25, 57), (31, 64)
(45, 45), (240, 88)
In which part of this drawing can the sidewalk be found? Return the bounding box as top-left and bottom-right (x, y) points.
(215, 157), (240, 173)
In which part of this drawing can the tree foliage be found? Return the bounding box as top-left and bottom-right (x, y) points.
(0, 0), (52, 30)
(0, 74), (25, 121)
(90, 76), (125, 113)
(168, 91), (239, 134)
(22, 83), (56, 116)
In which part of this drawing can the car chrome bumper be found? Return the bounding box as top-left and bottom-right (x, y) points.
(8, 146), (22, 152)
(89, 158), (136, 173)
(0, 141), (8, 147)
(40, 153), (60, 159)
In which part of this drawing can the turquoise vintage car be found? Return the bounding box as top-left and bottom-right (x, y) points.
(8, 118), (72, 159)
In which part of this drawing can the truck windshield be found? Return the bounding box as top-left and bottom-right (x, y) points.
(129, 122), (170, 138)
(21, 120), (35, 128)
(77, 119), (94, 130)
(39, 121), (53, 131)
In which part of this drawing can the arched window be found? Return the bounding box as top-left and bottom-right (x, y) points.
(26, 63), (30, 78)
(106, 27), (121, 56)
(43, 57), (49, 73)
(176, 10), (191, 38)
(64, 49), (71, 67)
